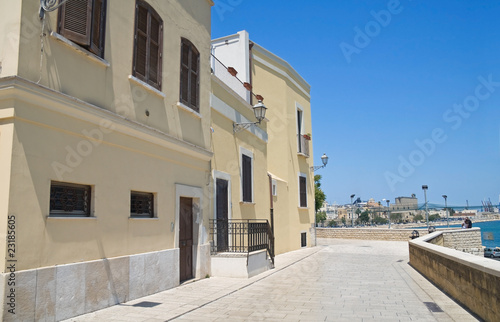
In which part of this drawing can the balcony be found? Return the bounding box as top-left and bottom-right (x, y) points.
(297, 134), (310, 157)
(211, 55), (251, 103)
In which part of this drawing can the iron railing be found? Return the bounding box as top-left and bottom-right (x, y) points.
(297, 134), (310, 157)
(210, 219), (274, 265)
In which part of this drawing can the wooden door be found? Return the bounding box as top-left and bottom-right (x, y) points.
(216, 179), (229, 252)
(179, 197), (193, 282)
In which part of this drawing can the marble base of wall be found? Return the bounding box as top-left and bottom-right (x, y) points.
(0, 248), (190, 321)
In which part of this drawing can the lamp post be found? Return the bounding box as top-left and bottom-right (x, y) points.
(386, 199), (391, 229)
(422, 185), (429, 228)
(350, 194), (355, 227)
(442, 195), (448, 228)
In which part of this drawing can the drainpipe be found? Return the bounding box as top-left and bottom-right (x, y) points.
(268, 174), (275, 263)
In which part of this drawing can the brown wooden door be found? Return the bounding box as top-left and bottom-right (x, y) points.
(179, 197), (193, 282)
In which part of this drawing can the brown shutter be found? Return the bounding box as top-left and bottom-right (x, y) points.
(90, 0), (106, 57)
(59, 0), (92, 46)
(242, 155), (252, 202)
(133, 1), (162, 90)
(299, 176), (307, 207)
(180, 41), (190, 104)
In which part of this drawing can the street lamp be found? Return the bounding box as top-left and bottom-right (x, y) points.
(233, 100), (267, 133)
(385, 199), (391, 229)
(350, 194), (355, 227)
(442, 195), (448, 228)
(310, 154), (329, 171)
(422, 185), (429, 228)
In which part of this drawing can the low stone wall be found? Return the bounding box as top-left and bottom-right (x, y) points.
(409, 231), (500, 322)
(429, 228), (483, 256)
(316, 227), (429, 241)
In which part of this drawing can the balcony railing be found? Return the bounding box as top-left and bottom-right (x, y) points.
(297, 134), (310, 157)
(210, 219), (274, 265)
(211, 55), (250, 103)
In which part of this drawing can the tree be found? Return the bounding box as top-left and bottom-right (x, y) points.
(327, 220), (337, 227)
(316, 211), (327, 225)
(372, 216), (388, 225)
(391, 213), (403, 223)
(413, 214), (424, 223)
(359, 211), (370, 224)
(429, 213), (441, 222)
(314, 175), (326, 212)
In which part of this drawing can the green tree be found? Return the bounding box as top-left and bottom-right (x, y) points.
(314, 175), (326, 213)
(327, 220), (337, 227)
(429, 213), (441, 222)
(359, 211), (370, 224)
(372, 216), (388, 225)
(413, 214), (424, 222)
(316, 211), (327, 224)
(391, 213), (403, 223)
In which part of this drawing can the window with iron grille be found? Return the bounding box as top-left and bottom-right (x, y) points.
(299, 175), (307, 207)
(50, 181), (91, 217)
(58, 0), (107, 58)
(180, 38), (200, 112)
(130, 191), (154, 217)
(242, 154), (252, 202)
(133, 0), (163, 90)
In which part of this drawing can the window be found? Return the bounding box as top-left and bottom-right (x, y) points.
(50, 181), (91, 216)
(58, 0), (107, 58)
(301, 232), (307, 247)
(180, 38), (200, 112)
(130, 191), (154, 217)
(299, 174), (307, 208)
(272, 179), (277, 197)
(133, 0), (163, 89)
(242, 154), (252, 202)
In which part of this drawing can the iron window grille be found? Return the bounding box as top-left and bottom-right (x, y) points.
(130, 191), (154, 217)
(50, 181), (91, 216)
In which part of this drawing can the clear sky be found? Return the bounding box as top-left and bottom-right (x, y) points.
(211, 0), (500, 208)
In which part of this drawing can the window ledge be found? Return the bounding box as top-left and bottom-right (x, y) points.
(298, 207), (309, 210)
(129, 216), (158, 220)
(47, 216), (97, 220)
(50, 32), (110, 68)
(128, 75), (166, 98)
(297, 152), (310, 158)
(240, 201), (255, 205)
(177, 102), (201, 119)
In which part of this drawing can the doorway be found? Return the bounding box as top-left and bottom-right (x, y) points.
(216, 178), (229, 252)
(179, 197), (193, 282)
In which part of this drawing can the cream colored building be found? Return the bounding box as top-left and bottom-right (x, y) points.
(0, 0), (213, 320)
(211, 31), (315, 258)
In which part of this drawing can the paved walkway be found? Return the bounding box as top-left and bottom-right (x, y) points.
(66, 239), (478, 321)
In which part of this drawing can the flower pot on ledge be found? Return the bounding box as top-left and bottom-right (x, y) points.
(243, 82), (252, 91)
(303, 134), (311, 140)
(227, 67), (238, 77)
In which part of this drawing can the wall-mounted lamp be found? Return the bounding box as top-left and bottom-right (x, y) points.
(310, 153), (328, 171)
(233, 100), (267, 133)
(39, 0), (71, 19)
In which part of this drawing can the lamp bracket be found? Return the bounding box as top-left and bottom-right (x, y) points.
(233, 121), (258, 133)
(310, 165), (325, 171)
(40, 0), (71, 19)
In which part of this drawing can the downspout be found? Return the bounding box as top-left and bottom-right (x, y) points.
(267, 174), (275, 264)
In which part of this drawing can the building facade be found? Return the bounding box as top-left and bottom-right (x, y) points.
(0, 0), (213, 320)
(211, 31), (315, 256)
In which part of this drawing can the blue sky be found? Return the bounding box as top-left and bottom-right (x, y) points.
(211, 0), (500, 208)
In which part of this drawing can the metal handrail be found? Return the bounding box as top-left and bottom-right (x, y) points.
(210, 219), (274, 265)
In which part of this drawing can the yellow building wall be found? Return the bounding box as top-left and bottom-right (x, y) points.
(251, 46), (314, 254)
(0, 0), (214, 271)
(211, 79), (269, 223)
(15, 0), (212, 150)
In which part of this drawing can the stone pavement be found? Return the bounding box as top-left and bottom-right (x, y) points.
(66, 239), (478, 321)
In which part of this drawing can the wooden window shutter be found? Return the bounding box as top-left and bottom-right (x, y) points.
(180, 39), (200, 112)
(242, 155), (252, 202)
(133, 1), (163, 90)
(59, 0), (92, 46)
(299, 176), (307, 207)
(90, 0), (106, 57)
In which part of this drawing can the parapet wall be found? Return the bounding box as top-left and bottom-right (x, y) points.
(409, 230), (500, 322)
(316, 227), (428, 241)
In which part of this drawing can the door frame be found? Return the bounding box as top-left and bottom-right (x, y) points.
(175, 184), (204, 280)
